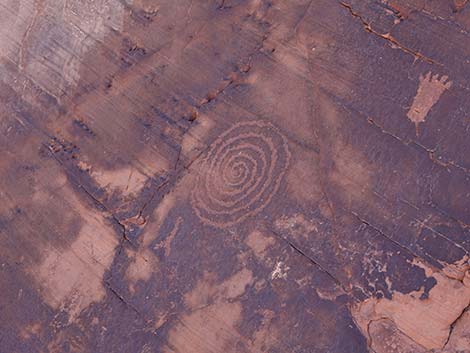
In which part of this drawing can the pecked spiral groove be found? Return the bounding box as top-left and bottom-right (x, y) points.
(191, 121), (290, 228)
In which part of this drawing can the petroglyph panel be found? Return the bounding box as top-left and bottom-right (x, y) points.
(191, 120), (290, 228)
(2, 0), (470, 352)
(407, 72), (452, 135)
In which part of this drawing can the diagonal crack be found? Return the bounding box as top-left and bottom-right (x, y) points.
(351, 211), (423, 260)
(332, 95), (470, 178)
(339, 2), (442, 66)
(196, 73), (238, 109)
(444, 302), (470, 347)
(18, 0), (45, 70)
(104, 280), (142, 316)
(269, 228), (349, 293)
(368, 116), (470, 178)
(134, 178), (171, 225)
(43, 142), (135, 254)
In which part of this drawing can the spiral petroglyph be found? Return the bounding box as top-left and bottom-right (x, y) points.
(191, 121), (290, 228)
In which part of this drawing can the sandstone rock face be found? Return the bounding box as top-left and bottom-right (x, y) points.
(1, 0), (470, 352)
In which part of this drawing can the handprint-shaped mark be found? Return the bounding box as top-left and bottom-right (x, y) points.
(407, 72), (452, 136)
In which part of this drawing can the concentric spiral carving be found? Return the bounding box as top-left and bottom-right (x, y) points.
(191, 120), (290, 228)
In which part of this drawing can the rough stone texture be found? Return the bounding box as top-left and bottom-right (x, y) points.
(1, 0), (470, 352)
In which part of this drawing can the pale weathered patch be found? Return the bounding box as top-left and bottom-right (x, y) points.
(154, 217), (183, 257)
(316, 91), (373, 207)
(180, 114), (214, 162)
(441, 255), (470, 281)
(19, 322), (42, 341)
(91, 167), (148, 197)
(164, 301), (244, 353)
(367, 318), (427, 353)
(221, 268), (254, 300)
(136, 148), (172, 177)
(125, 248), (157, 294)
(329, 141), (372, 206)
(443, 309), (470, 352)
(123, 190), (179, 295)
(169, 268), (286, 353)
(23, 0), (126, 96)
(274, 213), (318, 241)
(352, 258), (470, 351)
(141, 192), (177, 247)
(166, 268), (254, 353)
(251, 309), (280, 352)
(126, 204), (182, 293)
(285, 147), (323, 205)
(245, 230), (275, 260)
(47, 328), (86, 353)
(271, 261), (289, 280)
(0, 0), (37, 63)
(184, 268), (254, 309)
(36, 216), (118, 322)
(32, 181), (119, 322)
(407, 72), (452, 135)
(0, 0), (126, 98)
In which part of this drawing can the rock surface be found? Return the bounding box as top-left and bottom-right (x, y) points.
(1, 0), (470, 352)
